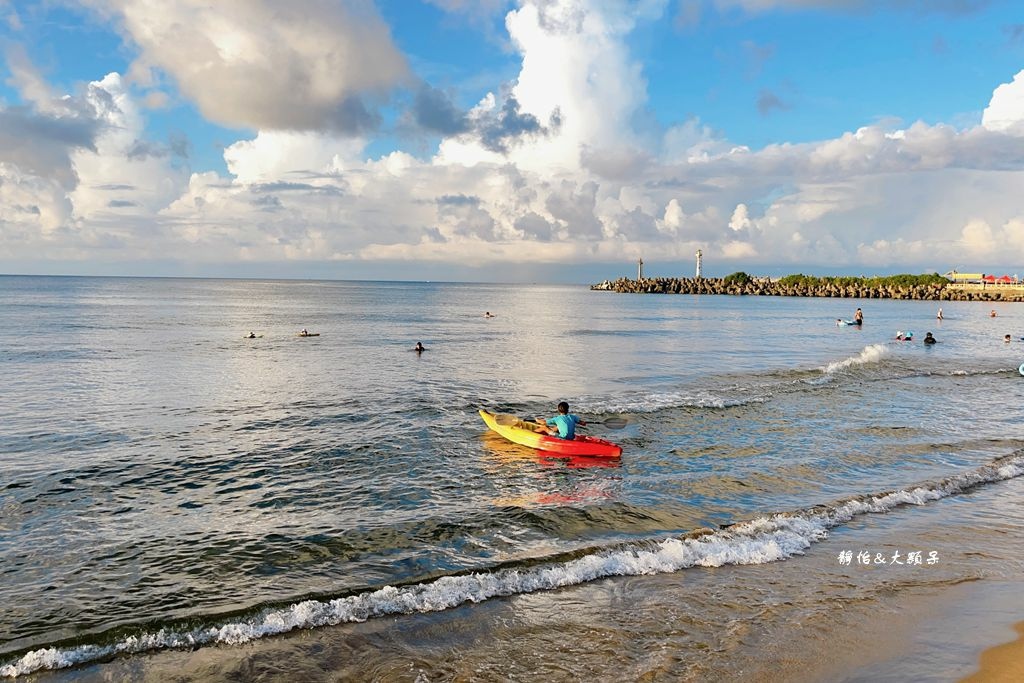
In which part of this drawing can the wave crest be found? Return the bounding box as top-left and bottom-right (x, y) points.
(4, 450), (1023, 679)
(822, 344), (889, 375)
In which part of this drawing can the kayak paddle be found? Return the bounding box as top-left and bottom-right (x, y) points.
(589, 417), (628, 429)
(494, 413), (628, 429)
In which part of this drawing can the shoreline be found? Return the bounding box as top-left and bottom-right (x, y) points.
(23, 472), (1024, 682)
(962, 622), (1024, 683)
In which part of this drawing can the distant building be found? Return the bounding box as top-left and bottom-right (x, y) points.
(944, 271), (983, 284)
(945, 270), (1020, 286)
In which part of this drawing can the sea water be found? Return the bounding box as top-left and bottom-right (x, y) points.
(2, 276), (1024, 680)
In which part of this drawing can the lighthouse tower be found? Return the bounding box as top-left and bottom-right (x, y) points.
(637, 257), (644, 281)
(695, 249), (703, 279)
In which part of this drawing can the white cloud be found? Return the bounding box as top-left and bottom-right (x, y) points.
(502, 0), (665, 172)
(6, 0), (1024, 278)
(86, 0), (409, 132)
(71, 74), (190, 218)
(223, 131), (365, 185)
(982, 70), (1024, 135)
(959, 217), (1024, 262)
(660, 198), (685, 233)
(0, 52), (98, 237)
(722, 240), (758, 259)
(0, 161), (74, 236)
(4, 45), (61, 112)
(729, 203), (752, 231)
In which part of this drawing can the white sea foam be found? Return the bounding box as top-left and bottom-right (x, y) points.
(822, 344), (889, 375)
(578, 391), (761, 414)
(4, 451), (1023, 679)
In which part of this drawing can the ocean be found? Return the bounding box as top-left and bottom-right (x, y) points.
(2, 275), (1023, 681)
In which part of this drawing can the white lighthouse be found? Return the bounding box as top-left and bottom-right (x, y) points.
(695, 249), (703, 279)
(637, 257), (644, 281)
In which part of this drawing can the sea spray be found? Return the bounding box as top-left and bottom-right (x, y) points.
(822, 344), (889, 375)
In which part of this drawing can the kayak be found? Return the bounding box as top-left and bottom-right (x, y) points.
(297, 333), (320, 337)
(479, 409), (622, 458)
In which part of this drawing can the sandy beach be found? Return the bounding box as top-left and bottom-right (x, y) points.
(962, 622), (1024, 683)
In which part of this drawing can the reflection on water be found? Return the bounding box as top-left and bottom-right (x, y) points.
(2, 277), (1024, 679)
(480, 432), (622, 509)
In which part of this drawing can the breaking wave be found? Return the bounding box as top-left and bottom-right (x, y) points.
(4, 450), (1023, 679)
(821, 344), (889, 375)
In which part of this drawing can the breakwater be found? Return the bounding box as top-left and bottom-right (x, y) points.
(591, 277), (1024, 301)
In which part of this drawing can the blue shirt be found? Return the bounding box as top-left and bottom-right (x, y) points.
(545, 413), (581, 439)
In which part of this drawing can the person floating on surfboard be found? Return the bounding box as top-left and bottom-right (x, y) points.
(535, 402), (587, 440)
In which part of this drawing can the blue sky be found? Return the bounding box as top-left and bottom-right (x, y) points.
(2, 0), (1024, 281)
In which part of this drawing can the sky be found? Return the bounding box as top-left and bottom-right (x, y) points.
(2, 0), (1024, 283)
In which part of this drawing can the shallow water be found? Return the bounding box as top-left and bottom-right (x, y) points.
(2, 276), (1023, 678)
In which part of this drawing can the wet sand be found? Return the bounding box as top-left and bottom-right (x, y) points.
(961, 622), (1024, 683)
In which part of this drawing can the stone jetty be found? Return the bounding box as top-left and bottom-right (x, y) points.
(590, 276), (1024, 302)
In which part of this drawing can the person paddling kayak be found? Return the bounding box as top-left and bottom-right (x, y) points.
(535, 401), (586, 440)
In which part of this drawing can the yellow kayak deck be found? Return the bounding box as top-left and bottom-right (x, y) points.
(479, 410), (622, 457)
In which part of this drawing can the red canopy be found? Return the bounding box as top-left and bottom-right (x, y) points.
(983, 274), (996, 282)
(998, 275), (1013, 283)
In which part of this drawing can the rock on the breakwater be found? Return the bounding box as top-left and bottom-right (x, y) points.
(590, 278), (1024, 301)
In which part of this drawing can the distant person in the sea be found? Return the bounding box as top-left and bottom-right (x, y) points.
(924, 332), (937, 345)
(1005, 334), (1012, 343)
(485, 311), (495, 318)
(895, 330), (913, 341)
(854, 308), (863, 325)
(937, 308), (943, 320)
(248, 332), (256, 339)
(414, 341), (426, 353)
(536, 401), (586, 440)
(300, 328), (308, 336)
(990, 310), (997, 317)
